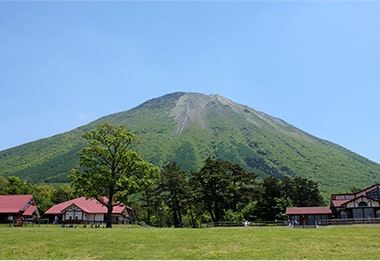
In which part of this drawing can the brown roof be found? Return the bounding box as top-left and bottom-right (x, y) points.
(286, 206), (332, 215)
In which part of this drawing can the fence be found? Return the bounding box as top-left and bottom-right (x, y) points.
(210, 220), (288, 227)
(212, 218), (380, 228)
(319, 217), (380, 226)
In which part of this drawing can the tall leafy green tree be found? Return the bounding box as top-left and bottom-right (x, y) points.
(253, 176), (283, 220)
(290, 177), (324, 207)
(191, 158), (258, 223)
(262, 176), (282, 200)
(225, 163), (259, 211)
(139, 181), (162, 226)
(253, 176), (324, 220)
(192, 158), (230, 222)
(70, 122), (160, 228)
(159, 162), (189, 227)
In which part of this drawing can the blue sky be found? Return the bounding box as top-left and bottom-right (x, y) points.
(1, 1), (380, 163)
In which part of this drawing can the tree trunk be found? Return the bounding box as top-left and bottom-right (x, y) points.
(106, 203), (113, 228)
(186, 199), (196, 228)
(106, 193), (114, 228)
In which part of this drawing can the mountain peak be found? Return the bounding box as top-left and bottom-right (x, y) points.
(170, 93), (208, 134)
(167, 92), (254, 134)
(135, 92), (308, 138)
(1, 91), (380, 199)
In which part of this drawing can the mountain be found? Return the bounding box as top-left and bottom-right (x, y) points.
(1, 92), (379, 199)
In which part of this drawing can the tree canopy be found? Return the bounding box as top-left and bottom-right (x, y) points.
(142, 158), (325, 227)
(70, 122), (160, 228)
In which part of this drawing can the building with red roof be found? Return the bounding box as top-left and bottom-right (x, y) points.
(286, 207), (332, 226)
(330, 184), (380, 220)
(44, 197), (136, 225)
(286, 183), (380, 226)
(0, 194), (40, 224)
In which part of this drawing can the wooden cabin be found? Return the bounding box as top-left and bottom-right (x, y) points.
(286, 206), (332, 226)
(0, 194), (40, 225)
(44, 197), (136, 225)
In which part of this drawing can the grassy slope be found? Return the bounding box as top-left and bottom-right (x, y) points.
(0, 129), (86, 183)
(1, 92), (379, 199)
(0, 224), (379, 259)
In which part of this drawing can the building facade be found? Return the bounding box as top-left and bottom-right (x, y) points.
(331, 184), (380, 220)
(0, 194), (40, 224)
(286, 206), (332, 226)
(286, 184), (380, 226)
(45, 197), (136, 225)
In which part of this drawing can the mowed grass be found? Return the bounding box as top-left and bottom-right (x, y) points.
(0, 224), (379, 259)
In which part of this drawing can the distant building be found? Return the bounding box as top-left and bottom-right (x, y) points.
(286, 206), (332, 226)
(44, 197), (136, 225)
(331, 184), (380, 220)
(286, 184), (380, 226)
(0, 194), (40, 224)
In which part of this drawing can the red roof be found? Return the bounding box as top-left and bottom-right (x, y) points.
(331, 199), (351, 208)
(23, 205), (38, 217)
(45, 197), (129, 215)
(0, 194), (34, 213)
(286, 206), (332, 215)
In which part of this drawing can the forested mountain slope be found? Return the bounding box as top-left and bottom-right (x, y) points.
(1, 92), (379, 199)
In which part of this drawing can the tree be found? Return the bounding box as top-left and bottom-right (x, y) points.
(33, 184), (56, 213)
(225, 162), (259, 211)
(0, 175), (9, 194)
(70, 122), (160, 228)
(192, 158), (230, 222)
(138, 177), (163, 226)
(3, 176), (34, 195)
(191, 158), (258, 223)
(52, 184), (74, 204)
(159, 162), (189, 227)
(261, 176), (282, 200)
(254, 176), (284, 220)
(290, 177), (324, 207)
(253, 176), (324, 220)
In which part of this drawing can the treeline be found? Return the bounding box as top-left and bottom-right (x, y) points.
(0, 157), (324, 227)
(137, 157), (324, 227)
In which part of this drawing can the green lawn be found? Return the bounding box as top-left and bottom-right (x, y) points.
(0, 224), (379, 259)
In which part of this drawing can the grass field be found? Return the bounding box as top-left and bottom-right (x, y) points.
(0, 224), (379, 259)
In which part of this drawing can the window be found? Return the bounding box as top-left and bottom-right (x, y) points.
(358, 201), (368, 207)
(364, 208), (374, 218)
